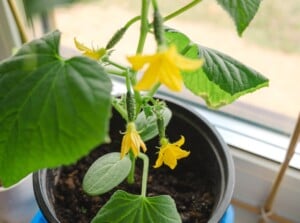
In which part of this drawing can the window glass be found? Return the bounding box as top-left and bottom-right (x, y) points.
(29, 0), (300, 134)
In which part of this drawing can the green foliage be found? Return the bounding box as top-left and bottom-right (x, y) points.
(165, 30), (269, 108)
(216, 0), (262, 35)
(92, 190), (181, 223)
(83, 152), (131, 196)
(135, 106), (172, 141)
(0, 30), (112, 187)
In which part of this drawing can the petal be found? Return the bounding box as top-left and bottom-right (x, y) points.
(163, 148), (178, 169)
(159, 62), (182, 91)
(120, 134), (130, 158)
(74, 38), (90, 51)
(174, 136), (185, 147)
(127, 54), (156, 71)
(130, 133), (139, 157)
(83, 51), (100, 60)
(134, 63), (160, 91)
(173, 147), (190, 159)
(140, 138), (147, 152)
(167, 45), (203, 71)
(173, 53), (204, 71)
(153, 150), (164, 168)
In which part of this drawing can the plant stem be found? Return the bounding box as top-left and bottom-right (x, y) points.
(104, 58), (127, 71)
(164, 0), (203, 22)
(106, 69), (126, 77)
(147, 83), (161, 98)
(136, 0), (150, 54)
(111, 98), (128, 121)
(127, 152), (136, 184)
(125, 72), (131, 91)
(125, 16), (141, 29)
(130, 0), (150, 114)
(151, 0), (159, 10)
(138, 153), (149, 197)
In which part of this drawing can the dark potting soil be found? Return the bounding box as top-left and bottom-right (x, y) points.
(52, 109), (217, 223)
(53, 145), (215, 223)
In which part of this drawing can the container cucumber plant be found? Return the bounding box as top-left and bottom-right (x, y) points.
(0, 0), (268, 222)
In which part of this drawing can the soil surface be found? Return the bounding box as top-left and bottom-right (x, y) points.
(53, 145), (214, 223)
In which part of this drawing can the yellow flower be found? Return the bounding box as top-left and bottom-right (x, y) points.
(74, 38), (106, 60)
(121, 122), (147, 158)
(127, 45), (203, 91)
(154, 136), (190, 169)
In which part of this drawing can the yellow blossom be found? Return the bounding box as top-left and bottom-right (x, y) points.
(74, 38), (106, 60)
(154, 136), (190, 169)
(121, 122), (147, 158)
(127, 45), (203, 91)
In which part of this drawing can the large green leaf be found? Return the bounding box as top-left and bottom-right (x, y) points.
(92, 190), (181, 223)
(216, 0), (262, 35)
(0, 30), (112, 187)
(165, 30), (268, 108)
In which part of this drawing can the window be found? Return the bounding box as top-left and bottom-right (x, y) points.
(24, 0), (299, 168)
(49, 0), (299, 133)
(3, 0), (299, 168)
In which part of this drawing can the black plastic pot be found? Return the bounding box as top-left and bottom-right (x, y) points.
(33, 95), (234, 223)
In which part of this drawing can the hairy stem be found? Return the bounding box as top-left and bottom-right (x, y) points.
(164, 0), (203, 22)
(127, 152), (136, 184)
(138, 153), (149, 197)
(136, 0), (150, 54)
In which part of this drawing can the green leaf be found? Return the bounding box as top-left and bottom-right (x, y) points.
(216, 0), (262, 35)
(135, 107), (172, 141)
(92, 190), (181, 223)
(83, 153), (131, 196)
(0, 30), (112, 187)
(165, 30), (269, 108)
(198, 45), (269, 96)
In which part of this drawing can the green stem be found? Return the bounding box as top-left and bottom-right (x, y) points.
(151, 0), (159, 10)
(104, 58), (127, 71)
(138, 153), (149, 197)
(156, 115), (166, 139)
(147, 83), (161, 98)
(129, 0), (150, 114)
(127, 152), (136, 184)
(164, 0), (203, 22)
(125, 16), (141, 29)
(111, 98), (128, 121)
(136, 0), (150, 54)
(106, 69), (126, 77)
(125, 71), (132, 92)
